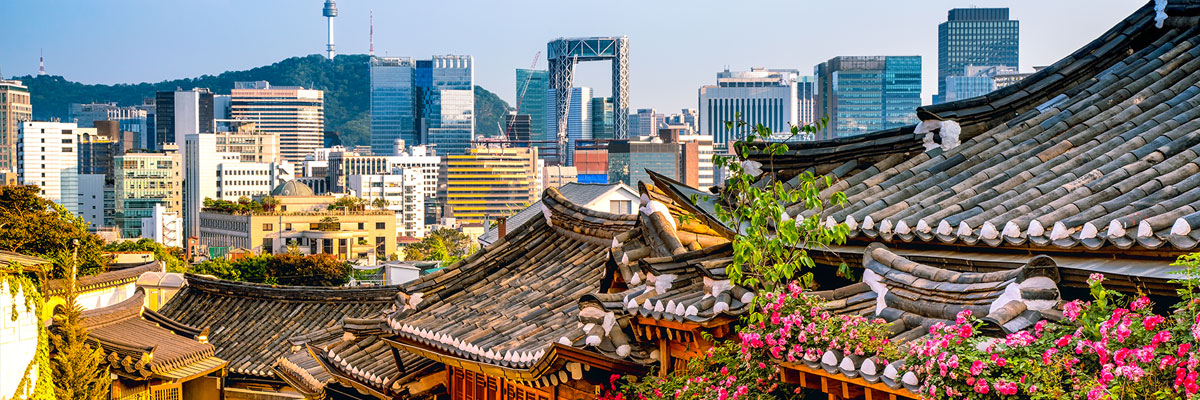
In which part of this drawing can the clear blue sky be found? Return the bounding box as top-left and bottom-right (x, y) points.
(1, 0), (1142, 111)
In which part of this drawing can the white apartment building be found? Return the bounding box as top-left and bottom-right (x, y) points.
(17, 122), (82, 214)
(141, 203), (182, 248)
(185, 133), (293, 237)
(347, 172), (426, 238)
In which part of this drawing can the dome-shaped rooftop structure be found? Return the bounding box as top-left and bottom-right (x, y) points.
(271, 180), (314, 197)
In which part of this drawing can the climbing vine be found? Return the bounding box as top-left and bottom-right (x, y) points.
(2, 262), (55, 400)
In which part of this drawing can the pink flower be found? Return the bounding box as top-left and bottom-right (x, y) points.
(1087, 273), (1105, 286)
(955, 309), (972, 324)
(1130, 296), (1151, 311)
(1043, 348), (1058, 365)
(1063, 300), (1084, 321)
(1144, 315), (1165, 331)
(970, 360), (985, 376)
(973, 378), (989, 394)
(1088, 386), (1105, 400)
(1055, 334), (1072, 347)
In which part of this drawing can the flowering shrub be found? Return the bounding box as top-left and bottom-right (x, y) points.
(606, 284), (900, 399)
(904, 273), (1200, 399)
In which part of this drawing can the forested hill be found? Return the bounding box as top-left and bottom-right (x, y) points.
(15, 54), (512, 147)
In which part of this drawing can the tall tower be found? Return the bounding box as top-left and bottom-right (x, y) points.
(37, 49), (46, 76)
(369, 9), (375, 56)
(322, 0), (337, 59)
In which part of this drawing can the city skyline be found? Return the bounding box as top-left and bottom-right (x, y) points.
(1, 0), (1138, 112)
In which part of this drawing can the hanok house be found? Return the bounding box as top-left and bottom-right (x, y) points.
(76, 288), (228, 399)
(283, 184), (745, 400)
(643, 0), (1200, 398)
(154, 274), (428, 399)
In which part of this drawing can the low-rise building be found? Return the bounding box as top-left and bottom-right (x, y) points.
(198, 180), (397, 261)
(140, 203), (182, 248)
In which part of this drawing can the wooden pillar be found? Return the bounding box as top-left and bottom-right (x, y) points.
(658, 338), (670, 377)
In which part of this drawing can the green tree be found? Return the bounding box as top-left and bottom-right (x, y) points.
(49, 247), (110, 400)
(371, 197), (389, 210)
(403, 228), (474, 264)
(0, 186), (108, 277)
(103, 238), (187, 273)
(273, 253), (352, 286)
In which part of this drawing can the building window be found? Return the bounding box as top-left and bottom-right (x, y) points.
(610, 200), (632, 214)
(310, 223), (321, 230)
(375, 222), (386, 230)
(262, 238), (273, 254)
(285, 223), (292, 231)
(375, 237), (386, 258)
(358, 222), (365, 230)
(262, 223), (273, 231)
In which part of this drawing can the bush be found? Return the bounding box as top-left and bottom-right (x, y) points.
(191, 253), (351, 286)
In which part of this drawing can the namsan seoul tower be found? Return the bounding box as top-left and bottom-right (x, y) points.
(322, 0), (337, 59)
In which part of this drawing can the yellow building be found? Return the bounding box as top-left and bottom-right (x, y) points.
(446, 146), (538, 225)
(214, 120), (280, 164)
(0, 79), (32, 172)
(198, 180), (397, 261)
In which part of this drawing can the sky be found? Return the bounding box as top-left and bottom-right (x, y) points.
(1, 0), (1143, 111)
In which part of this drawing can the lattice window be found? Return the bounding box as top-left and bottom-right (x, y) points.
(150, 383), (181, 400)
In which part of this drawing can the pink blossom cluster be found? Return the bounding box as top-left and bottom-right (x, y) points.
(737, 281), (893, 364)
(903, 274), (1200, 399)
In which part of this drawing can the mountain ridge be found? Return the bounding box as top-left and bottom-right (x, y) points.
(12, 54), (512, 148)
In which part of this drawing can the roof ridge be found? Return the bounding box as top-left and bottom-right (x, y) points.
(183, 273), (402, 302)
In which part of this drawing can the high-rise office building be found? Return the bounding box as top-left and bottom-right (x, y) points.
(543, 87), (591, 165)
(698, 68), (799, 147)
(504, 113), (532, 143)
(590, 97), (615, 140)
(113, 152), (181, 238)
(815, 56), (921, 139)
(936, 8), (1019, 104)
(154, 88), (215, 151)
(627, 108), (661, 138)
(78, 129), (119, 178)
(515, 69), (549, 152)
(68, 102), (149, 141)
(17, 122), (82, 214)
(797, 76), (817, 126)
(445, 146), (538, 225)
(370, 57), (416, 155)
(417, 55), (474, 157)
(369, 55), (474, 157)
(0, 79), (32, 172)
(230, 81), (325, 170)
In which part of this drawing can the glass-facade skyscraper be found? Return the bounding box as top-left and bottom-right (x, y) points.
(590, 97), (614, 140)
(370, 55), (474, 157)
(936, 8), (1019, 104)
(515, 69), (548, 150)
(417, 55), (474, 157)
(815, 56), (921, 139)
(370, 57), (416, 155)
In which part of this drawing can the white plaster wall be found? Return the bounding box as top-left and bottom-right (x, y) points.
(587, 187), (641, 215)
(75, 282), (138, 312)
(0, 281), (39, 400)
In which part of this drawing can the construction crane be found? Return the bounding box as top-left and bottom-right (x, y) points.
(505, 51), (541, 142)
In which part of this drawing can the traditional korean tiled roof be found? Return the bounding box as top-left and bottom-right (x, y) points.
(157, 274), (404, 378)
(815, 243), (1063, 341)
(381, 186), (637, 375)
(276, 317), (441, 399)
(44, 261), (162, 295)
(79, 288), (227, 381)
(788, 243), (1065, 393)
(728, 4), (1200, 256)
